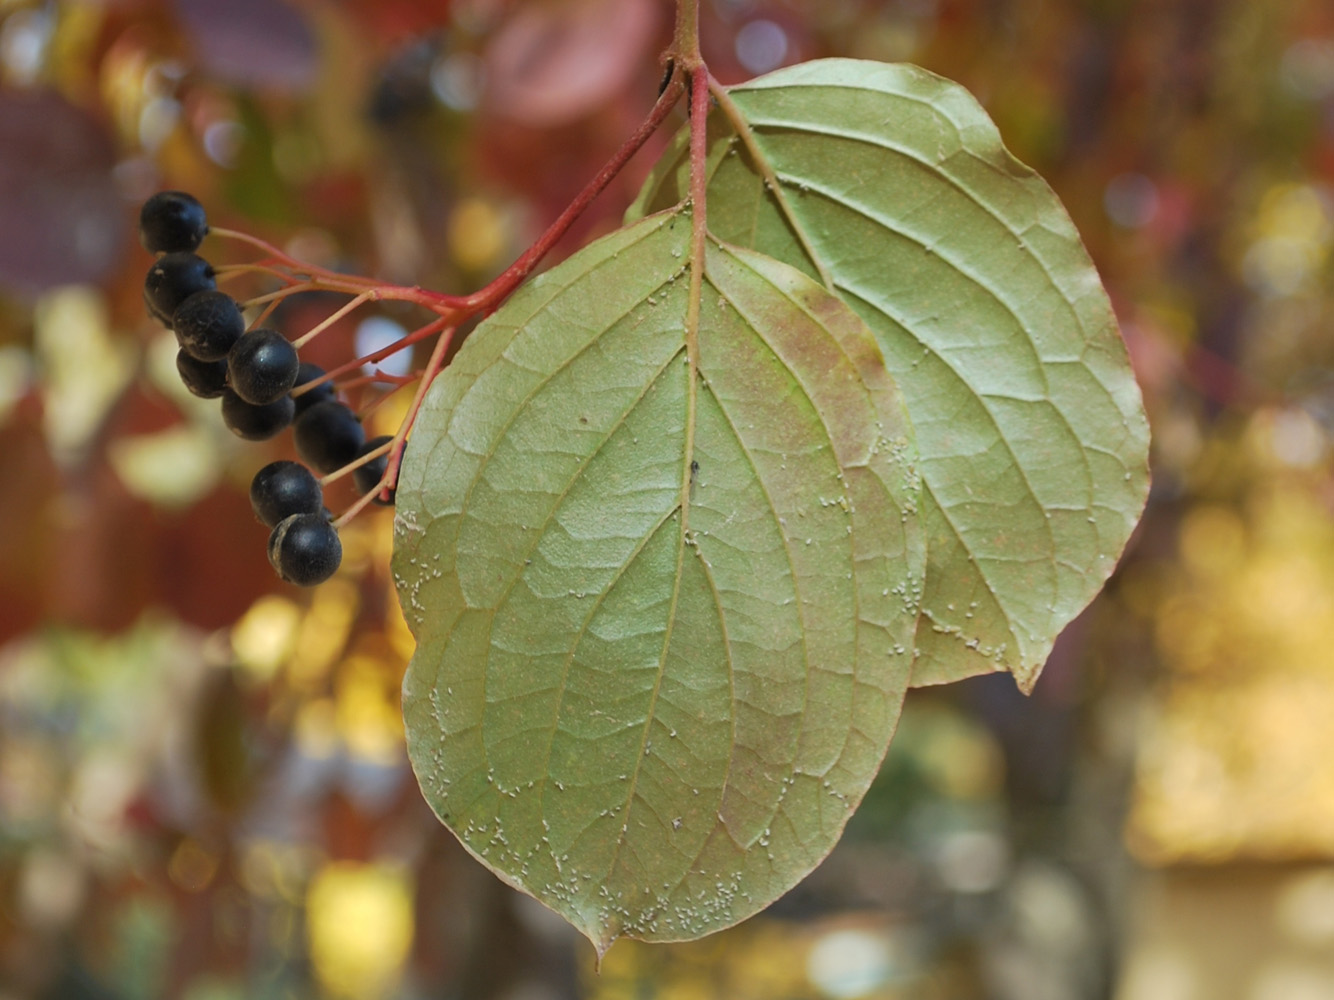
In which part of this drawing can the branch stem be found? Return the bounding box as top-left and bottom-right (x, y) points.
(673, 0), (702, 68)
(459, 75), (685, 313)
(215, 56), (693, 529)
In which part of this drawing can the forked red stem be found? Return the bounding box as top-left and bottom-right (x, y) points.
(217, 70), (691, 524)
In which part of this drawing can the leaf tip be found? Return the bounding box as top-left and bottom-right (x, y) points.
(1014, 670), (1039, 696)
(587, 928), (617, 970)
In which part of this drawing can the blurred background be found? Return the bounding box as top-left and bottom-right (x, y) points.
(1, 0), (1333, 997)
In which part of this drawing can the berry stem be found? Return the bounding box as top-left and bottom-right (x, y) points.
(292, 315), (451, 398)
(211, 230), (379, 289)
(215, 262), (306, 288)
(292, 290), (375, 349)
(251, 296), (284, 330)
(337, 371), (418, 391)
(321, 437), (393, 486)
(333, 321), (458, 527)
(208, 226), (303, 264)
(354, 378), (417, 422)
(213, 227), (469, 309)
(241, 280), (322, 307)
(202, 63), (695, 537)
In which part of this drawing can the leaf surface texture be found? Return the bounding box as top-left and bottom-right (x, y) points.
(395, 208), (924, 950)
(630, 59), (1150, 689)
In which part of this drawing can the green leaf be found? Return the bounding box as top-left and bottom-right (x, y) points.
(394, 208), (924, 952)
(630, 59), (1150, 691)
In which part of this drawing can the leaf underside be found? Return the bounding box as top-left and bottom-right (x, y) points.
(630, 59), (1151, 691)
(394, 209), (924, 952)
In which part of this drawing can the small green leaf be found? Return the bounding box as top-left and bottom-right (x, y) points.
(394, 209), (924, 952)
(630, 59), (1150, 691)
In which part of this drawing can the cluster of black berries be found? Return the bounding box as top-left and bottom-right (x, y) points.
(140, 191), (394, 587)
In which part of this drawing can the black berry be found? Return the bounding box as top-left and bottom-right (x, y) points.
(250, 460), (324, 528)
(228, 328), (300, 405)
(221, 388), (295, 441)
(291, 362), (337, 416)
(353, 435), (395, 505)
(268, 512), (342, 586)
(145, 252), (215, 326)
(139, 191), (208, 254)
(173, 290), (245, 362)
(293, 400), (366, 474)
(176, 349), (229, 399)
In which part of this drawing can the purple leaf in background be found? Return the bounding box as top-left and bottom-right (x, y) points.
(484, 0), (661, 127)
(0, 90), (125, 296)
(174, 0), (318, 92)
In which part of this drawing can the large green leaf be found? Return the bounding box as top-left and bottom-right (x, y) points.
(394, 209), (924, 952)
(630, 59), (1150, 691)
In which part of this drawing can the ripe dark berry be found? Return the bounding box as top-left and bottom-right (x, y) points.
(291, 362), (337, 416)
(250, 460), (324, 528)
(353, 435), (395, 505)
(173, 290), (245, 362)
(176, 349), (229, 399)
(145, 252), (215, 326)
(221, 388), (295, 441)
(228, 328), (300, 405)
(139, 191), (208, 254)
(293, 400), (366, 475)
(268, 512), (342, 586)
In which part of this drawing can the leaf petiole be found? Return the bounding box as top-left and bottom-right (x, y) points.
(705, 77), (835, 291)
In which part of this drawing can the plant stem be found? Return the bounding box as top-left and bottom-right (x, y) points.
(334, 321), (458, 526)
(673, 0), (702, 68)
(292, 315), (450, 397)
(320, 437), (393, 487)
(688, 66), (711, 222)
(216, 262), (304, 288)
(331, 71), (689, 519)
(460, 76), (685, 313)
(292, 291), (374, 349)
(221, 75), (685, 405)
(212, 231), (381, 291)
(213, 228), (469, 310)
(707, 76), (835, 291)
(679, 63), (710, 532)
(218, 71), (681, 322)
(217, 43), (697, 527)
